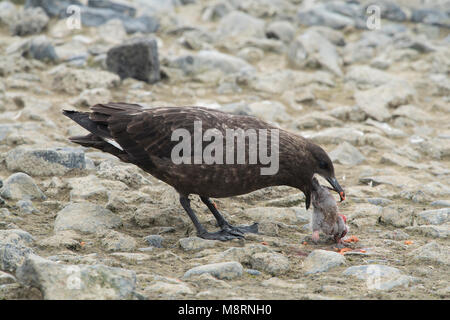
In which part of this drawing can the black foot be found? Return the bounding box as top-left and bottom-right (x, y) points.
(224, 222), (258, 235)
(198, 229), (245, 241)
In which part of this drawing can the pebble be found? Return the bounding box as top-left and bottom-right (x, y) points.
(5, 147), (86, 176)
(303, 250), (346, 274)
(249, 252), (290, 276)
(179, 237), (218, 252)
(0, 172), (46, 201)
(54, 202), (122, 234)
(343, 265), (416, 291)
(183, 261), (243, 280)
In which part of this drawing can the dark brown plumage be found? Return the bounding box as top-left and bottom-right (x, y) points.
(63, 103), (345, 241)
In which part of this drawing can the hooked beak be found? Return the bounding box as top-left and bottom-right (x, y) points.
(326, 177), (345, 202)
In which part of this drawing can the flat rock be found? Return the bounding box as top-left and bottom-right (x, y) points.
(408, 242), (449, 265)
(183, 261), (243, 280)
(303, 250), (346, 274)
(343, 264), (416, 291)
(10, 7), (49, 36)
(54, 202), (122, 234)
(0, 172), (46, 201)
(50, 65), (120, 95)
(216, 11), (265, 40)
(100, 230), (137, 252)
(405, 225), (449, 239)
(0, 244), (34, 272)
(5, 147), (86, 176)
(416, 208), (449, 225)
(16, 254), (136, 299)
(329, 142), (365, 166)
(288, 30), (343, 76)
(249, 252), (290, 276)
(143, 235), (164, 248)
(379, 206), (415, 228)
(0, 229), (34, 247)
(179, 237), (219, 252)
(354, 80), (416, 121)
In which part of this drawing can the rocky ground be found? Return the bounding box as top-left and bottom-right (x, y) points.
(0, 0), (449, 300)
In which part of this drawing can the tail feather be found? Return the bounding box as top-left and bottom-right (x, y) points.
(63, 110), (111, 139)
(69, 134), (130, 163)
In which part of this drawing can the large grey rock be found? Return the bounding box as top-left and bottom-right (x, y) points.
(266, 21), (295, 43)
(354, 80), (415, 121)
(411, 8), (449, 28)
(288, 30), (343, 76)
(364, 1), (407, 22)
(0, 244), (34, 272)
(0, 229), (34, 247)
(10, 7), (49, 36)
(5, 147), (86, 176)
(343, 264), (416, 291)
(417, 208), (449, 225)
(50, 65), (120, 94)
(405, 225), (449, 239)
(122, 15), (159, 34)
(303, 250), (346, 274)
(106, 38), (160, 83)
(379, 206), (414, 228)
(329, 142), (365, 166)
(183, 261), (243, 280)
(249, 252), (290, 276)
(0, 172), (46, 201)
(297, 6), (355, 29)
(408, 242), (449, 265)
(167, 50), (254, 78)
(87, 0), (136, 17)
(54, 202), (122, 234)
(16, 255), (136, 299)
(216, 11), (265, 40)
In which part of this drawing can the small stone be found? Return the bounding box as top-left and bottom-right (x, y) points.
(106, 38), (160, 84)
(249, 252), (290, 276)
(379, 206), (414, 228)
(143, 235), (164, 248)
(0, 172), (46, 201)
(303, 250), (346, 274)
(329, 142), (365, 166)
(179, 237), (218, 252)
(0, 229), (34, 247)
(183, 261), (243, 280)
(0, 244), (34, 272)
(10, 7), (49, 36)
(37, 230), (81, 249)
(343, 264), (416, 291)
(100, 230), (137, 252)
(54, 202), (122, 234)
